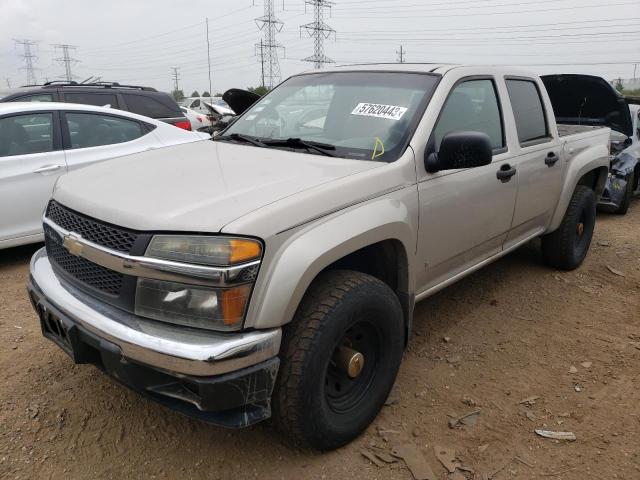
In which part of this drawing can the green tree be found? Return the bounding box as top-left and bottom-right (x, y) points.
(171, 89), (185, 102)
(191, 90), (200, 97)
(202, 91), (211, 97)
(247, 86), (269, 96)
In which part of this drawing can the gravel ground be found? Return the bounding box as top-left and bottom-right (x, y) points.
(1, 204), (639, 480)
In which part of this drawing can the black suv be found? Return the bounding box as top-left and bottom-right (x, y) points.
(0, 81), (191, 130)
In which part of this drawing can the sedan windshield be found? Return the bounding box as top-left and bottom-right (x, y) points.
(223, 71), (439, 162)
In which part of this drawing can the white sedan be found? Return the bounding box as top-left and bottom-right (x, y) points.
(0, 102), (209, 249)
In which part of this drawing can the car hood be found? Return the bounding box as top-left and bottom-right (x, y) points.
(542, 74), (633, 136)
(53, 140), (383, 233)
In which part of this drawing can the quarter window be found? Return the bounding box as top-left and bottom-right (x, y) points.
(124, 94), (180, 119)
(0, 113), (54, 157)
(65, 112), (144, 149)
(506, 79), (549, 144)
(434, 79), (504, 151)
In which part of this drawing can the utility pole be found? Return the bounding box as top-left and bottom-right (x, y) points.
(206, 18), (212, 95)
(52, 44), (79, 82)
(258, 39), (266, 89)
(255, 0), (284, 89)
(15, 39), (38, 85)
(171, 67), (180, 93)
(396, 45), (406, 64)
(300, 0), (335, 69)
(5, 78), (11, 88)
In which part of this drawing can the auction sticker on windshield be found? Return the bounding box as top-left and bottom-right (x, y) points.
(351, 103), (408, 121)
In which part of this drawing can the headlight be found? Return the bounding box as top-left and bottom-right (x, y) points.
(146, 235), (261, 265)
(135, 235), (262, 331)
(135, 278), (252, 331)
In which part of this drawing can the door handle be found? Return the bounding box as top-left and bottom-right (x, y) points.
(545, 152), (560, 167)
(496, 164), (516, 183)
(33, 164), (63, 174)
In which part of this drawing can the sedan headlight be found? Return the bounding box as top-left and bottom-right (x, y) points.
(135, 235), (262, 331)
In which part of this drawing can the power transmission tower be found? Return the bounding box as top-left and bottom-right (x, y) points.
(15, 39), (38, 85)
(396, 45), (406, 64)
(171, 67), (180, 92)
(53, 44), (79, 82)
(255, 0), (284, 89)
(300, 0), (336, 69)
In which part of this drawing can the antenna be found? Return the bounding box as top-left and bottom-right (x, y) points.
(300, 0), (336, 69)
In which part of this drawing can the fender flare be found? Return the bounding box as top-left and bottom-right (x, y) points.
(548, 145), (609, 232)
(245, 195), (415, 330)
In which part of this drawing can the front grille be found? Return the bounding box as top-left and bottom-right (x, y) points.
(44, 225), (124, 296)
(46, 201), (138, 253)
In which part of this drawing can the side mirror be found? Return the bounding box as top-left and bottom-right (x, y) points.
(425, 131), (493, 173)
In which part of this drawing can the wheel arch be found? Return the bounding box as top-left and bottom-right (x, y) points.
(244, 196), (416, 338)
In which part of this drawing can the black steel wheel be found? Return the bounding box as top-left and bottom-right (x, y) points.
(273, 270), (404, 450)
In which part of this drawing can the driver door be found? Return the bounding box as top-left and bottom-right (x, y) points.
(415, 77), (517, 293)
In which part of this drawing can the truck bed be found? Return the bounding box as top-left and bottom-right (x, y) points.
(557, 124), (605, 138)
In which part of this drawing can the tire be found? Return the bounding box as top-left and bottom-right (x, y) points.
(273, 270), (404, 450)
(615, 171), (635, 215)
(541, 185), (596, 270)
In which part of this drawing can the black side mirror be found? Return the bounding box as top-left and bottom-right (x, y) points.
(425, 131), (493, 173)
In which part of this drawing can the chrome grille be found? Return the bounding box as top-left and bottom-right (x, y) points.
(46, 200), (137, 253)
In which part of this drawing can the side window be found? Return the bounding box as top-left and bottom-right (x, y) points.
(506, 79), (549, 144)
(124, 94), (180, 119)
(0, 113), (54, 157)
(63, 92), (118, 108)
(64, 113), (144, 149)
(434, 79), (504, 151)
(10, 93), (54, 102)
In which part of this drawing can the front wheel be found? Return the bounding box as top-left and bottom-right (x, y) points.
(541, 185), (596, 270)
(615, 171), (635, 215)
(273, 270), (405, 450)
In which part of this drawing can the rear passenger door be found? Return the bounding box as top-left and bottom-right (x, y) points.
(61, 111), (159, 172)
(503, 78), (563, 248)
(0, 111), (66, 241)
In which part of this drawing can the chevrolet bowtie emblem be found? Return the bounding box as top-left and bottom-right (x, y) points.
(62, 233), (84, 257)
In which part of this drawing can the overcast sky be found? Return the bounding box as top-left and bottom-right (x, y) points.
(1, 0), (638, 95)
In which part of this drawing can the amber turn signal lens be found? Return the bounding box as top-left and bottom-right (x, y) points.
(229, 239), (262, 264)
(221, 284), (252, 325)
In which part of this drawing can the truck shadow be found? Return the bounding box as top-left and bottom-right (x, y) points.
(0, 243), (42, 269)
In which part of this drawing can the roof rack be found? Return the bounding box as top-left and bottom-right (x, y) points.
(40, 81), (157, 92)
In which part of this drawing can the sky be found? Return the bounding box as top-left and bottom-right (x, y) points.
(1, 0), (639, 95)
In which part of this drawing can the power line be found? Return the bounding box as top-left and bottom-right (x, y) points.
(14, 39), (38, 85)
(300, 0), (336, 69)
(52, 44), (79, 82)
(255, 0), (284, 88)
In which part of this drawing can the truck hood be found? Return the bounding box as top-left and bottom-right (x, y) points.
(53, 140), (383, 233)
(542, 74), (633, 136)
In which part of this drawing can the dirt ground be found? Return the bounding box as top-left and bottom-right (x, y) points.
(1, 204), (639, 480)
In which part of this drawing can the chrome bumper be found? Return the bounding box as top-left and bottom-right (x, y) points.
(29, 248), (281, 377)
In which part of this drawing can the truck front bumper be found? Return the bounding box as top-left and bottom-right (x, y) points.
(27, 248), (282, 428)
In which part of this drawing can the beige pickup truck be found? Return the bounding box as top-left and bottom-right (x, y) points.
(28, 64), (612, 450)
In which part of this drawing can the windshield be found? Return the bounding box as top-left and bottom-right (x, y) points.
(223, 71), (439, 161)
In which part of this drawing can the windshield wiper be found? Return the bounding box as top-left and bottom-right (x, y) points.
(216, 133), (268, 148)
(263, 137), (337, 157)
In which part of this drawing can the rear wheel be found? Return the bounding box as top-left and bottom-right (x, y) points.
(273, 270), (404, 450)
(542, 185), (596, 270)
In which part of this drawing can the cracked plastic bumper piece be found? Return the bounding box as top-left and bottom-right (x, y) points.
(27, 248), (281, 427)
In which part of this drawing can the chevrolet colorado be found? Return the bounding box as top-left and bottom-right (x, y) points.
(28, 64), (611, 450)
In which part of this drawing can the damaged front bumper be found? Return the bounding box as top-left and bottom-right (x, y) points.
(27, 248), (281, 428)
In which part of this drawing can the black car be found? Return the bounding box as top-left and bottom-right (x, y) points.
(0, 81), (191, 130)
